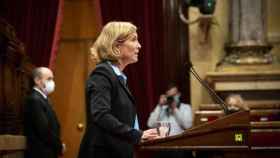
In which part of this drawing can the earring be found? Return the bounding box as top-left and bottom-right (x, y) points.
(113, 48), (121, 56)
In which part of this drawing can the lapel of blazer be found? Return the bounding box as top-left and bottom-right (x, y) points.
(32, 89), (49, 107)
(117, 76), (135, 104)
(32, 90), (60, 127)
(101, 62), (136, 104)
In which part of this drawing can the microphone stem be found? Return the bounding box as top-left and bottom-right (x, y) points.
(189, 65), (229, 114)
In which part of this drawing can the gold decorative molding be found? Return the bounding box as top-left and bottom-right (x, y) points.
(223, 43), (273, 65)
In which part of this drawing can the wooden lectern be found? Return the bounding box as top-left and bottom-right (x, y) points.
(135, 111), (280, 158)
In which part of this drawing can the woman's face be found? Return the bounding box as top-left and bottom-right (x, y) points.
(118, 32), (141, 65)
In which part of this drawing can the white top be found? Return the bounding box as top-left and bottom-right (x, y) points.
(147, 103), (193, 136)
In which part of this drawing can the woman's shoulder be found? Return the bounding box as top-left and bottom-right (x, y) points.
(90, 62), (113, 77)
(88, 62), (117, 83)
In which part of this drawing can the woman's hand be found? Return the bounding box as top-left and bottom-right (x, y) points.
(141, 128), (162, 141)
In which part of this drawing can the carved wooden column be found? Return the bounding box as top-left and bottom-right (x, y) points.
(0, 18), (33, 158)
(223, 0), (272, 65)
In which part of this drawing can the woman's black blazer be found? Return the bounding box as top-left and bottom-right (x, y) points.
(78, 62), (143, 158)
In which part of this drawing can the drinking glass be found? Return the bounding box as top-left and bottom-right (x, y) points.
(156, 121), (171, 137)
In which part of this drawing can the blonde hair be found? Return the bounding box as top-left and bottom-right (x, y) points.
(90, 21), (137, 63)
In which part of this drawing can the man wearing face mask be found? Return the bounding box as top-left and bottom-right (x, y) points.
(147, 83), (193, 136)
(23, 67), (65, 158)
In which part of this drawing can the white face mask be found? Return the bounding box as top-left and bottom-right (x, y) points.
(44, 80), (55, 94)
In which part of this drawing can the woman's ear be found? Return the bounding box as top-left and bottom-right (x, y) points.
(116, 43), (121, 49)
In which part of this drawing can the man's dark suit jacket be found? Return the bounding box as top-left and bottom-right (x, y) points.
(23, 89), (62, 158)
(78, 61), (143, 158)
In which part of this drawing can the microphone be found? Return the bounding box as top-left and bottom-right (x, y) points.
(185, 61), (230, 115)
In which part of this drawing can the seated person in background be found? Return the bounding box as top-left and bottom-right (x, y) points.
(147, 83), (193, 136)
(225, 94), (249, 112)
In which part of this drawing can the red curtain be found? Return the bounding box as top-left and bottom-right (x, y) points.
(100, 0), (190, 129)
(0, 0), (63, 68)
(49, 0), (64, 69)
